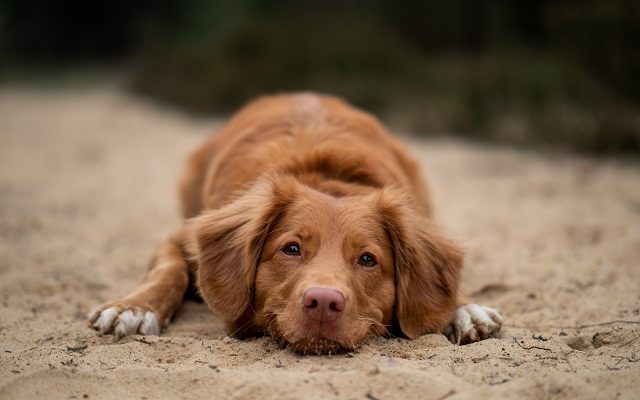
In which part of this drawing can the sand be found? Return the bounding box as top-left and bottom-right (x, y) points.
(1, 85), (639, 400)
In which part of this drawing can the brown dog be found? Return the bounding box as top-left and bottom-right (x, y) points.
(89, 93), (502, 353)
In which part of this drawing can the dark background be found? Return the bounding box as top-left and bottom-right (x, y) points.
(2, 0), (639, 154)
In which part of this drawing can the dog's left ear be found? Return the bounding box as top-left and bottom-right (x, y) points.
(377, 189), (463, 339)
(187, 175), (297, 337)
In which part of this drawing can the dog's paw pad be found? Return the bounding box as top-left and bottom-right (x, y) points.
(446, 304), (503, 345)
(89, 306), (160, 339)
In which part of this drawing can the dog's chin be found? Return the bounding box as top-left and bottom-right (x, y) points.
(288, 337), (347, 355)
(267, 328), (352, 354)
(265, 315), (370, 354)
(267, 325), (357, 354)
(275, 328), (370, 355)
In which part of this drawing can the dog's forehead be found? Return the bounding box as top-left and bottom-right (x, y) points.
(284, 191), (383, 233)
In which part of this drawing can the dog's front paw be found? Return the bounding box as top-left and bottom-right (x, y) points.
(88, 303), (160, 340)
(444, 304), (503, 345)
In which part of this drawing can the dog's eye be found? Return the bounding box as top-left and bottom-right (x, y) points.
(282, 243), (301, 256)
(358, 252), (377, 268)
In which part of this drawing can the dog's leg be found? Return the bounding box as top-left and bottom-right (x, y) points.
(443, 304), (503, 345)
(88, 230), (190, 339)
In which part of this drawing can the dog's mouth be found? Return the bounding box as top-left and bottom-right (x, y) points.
(288, 337), (347, 355)
(267, 327), (355, 354)
(264, 314), (368, 354)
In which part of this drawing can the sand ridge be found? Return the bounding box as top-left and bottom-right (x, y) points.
(0, 86), (639, 399)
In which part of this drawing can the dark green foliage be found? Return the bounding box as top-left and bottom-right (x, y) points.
(1, 0), (638, 154)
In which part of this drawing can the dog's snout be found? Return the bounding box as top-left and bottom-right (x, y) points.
(302, 287), (345, 323)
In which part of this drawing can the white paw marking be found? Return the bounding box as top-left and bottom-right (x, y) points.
(140, 310), (161, 335)
(446, 304), (503, 345)
(89, 307), (160, 339)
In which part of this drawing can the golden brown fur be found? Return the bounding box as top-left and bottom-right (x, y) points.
(90, 93), (464, 353)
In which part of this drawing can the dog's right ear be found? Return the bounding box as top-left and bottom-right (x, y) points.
(377, 188), (463, 339)
(187, 175), (297, 337)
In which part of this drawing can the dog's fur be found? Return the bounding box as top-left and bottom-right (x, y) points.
(89, 93), (502, 353)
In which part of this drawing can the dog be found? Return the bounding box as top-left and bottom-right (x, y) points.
(89, 93), (502, 353)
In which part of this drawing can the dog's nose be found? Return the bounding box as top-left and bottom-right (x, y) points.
(302, 287), (345, 323)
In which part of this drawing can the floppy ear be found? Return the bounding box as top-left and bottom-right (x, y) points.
(378, 189), (463, 339)
(188, 176), (296, 337)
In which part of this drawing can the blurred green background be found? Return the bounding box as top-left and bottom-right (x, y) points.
(1, 0), (639, 154)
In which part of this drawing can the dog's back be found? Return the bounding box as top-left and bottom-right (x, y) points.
(179, 93), (432, 219)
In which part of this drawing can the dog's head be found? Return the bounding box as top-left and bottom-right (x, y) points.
(189, 175), (462, 354)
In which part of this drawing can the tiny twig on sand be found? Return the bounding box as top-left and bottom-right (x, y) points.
(618, 338), (637, 348)
(504, 320), (640, 331)
(437, 390), (456, 400)
(548, 320), (640, 330)
(365, 392), (380, 400)
(513, 337), (552, 352)
(611, 355), (640, 364)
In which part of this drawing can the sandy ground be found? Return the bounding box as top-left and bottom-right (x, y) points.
(0, 86), (639, 400)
